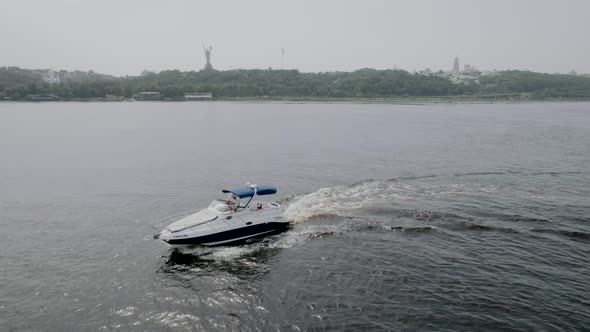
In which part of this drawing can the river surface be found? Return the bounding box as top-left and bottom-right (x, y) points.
(1, 101), (589, 331)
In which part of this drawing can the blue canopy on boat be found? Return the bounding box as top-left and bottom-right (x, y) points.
(222, 185), (277, 198)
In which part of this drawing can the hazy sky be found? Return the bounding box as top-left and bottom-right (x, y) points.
(1, 0), (589, 75)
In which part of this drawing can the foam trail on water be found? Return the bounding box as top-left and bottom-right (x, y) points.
(284, 179), (497, 223)
(284, 181), (408, 222)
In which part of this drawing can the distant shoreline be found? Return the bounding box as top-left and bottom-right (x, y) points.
(2, 96), (589, 105)
(3, 67), (590, 103)
(217, 96), (590, 104)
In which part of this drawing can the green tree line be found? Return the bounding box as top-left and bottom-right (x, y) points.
(1, 66), (589, 100)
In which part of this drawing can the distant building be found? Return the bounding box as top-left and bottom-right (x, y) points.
(480, 70), (499, 77)
(185, 92), (212, 101)
(449, 74), (479, 85)
(134, 92), (161, 101)
(463, 64), (479, 75)
(42, 70), (60, 84)
(452, 57), (460, 74)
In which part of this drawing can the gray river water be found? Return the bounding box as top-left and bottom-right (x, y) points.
(1, 101), (589, 331)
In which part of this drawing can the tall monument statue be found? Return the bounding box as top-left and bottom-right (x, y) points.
(203, 44), (213, 71)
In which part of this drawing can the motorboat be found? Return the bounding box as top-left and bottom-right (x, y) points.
(155, 184), (291, 246)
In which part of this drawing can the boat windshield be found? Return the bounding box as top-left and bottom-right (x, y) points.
(208, 200), (232, 213)
(208, 194), (241, 213)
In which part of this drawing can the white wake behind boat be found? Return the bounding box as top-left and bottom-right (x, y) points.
(156, 184), (291, 246)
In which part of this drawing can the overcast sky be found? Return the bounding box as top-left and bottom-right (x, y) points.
(1, 0), (589, 76)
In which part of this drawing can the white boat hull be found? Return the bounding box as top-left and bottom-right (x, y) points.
(158, 202), (291, 246)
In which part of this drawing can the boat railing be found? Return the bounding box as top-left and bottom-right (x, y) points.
(170, 216), (218, 233)
(153, 208), (203, 230)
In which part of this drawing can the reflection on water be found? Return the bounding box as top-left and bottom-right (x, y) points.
(162, 245), (282, 281)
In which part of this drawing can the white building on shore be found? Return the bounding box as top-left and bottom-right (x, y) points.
(185, 93), (212, 101)
(42, 70), (61, 84)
